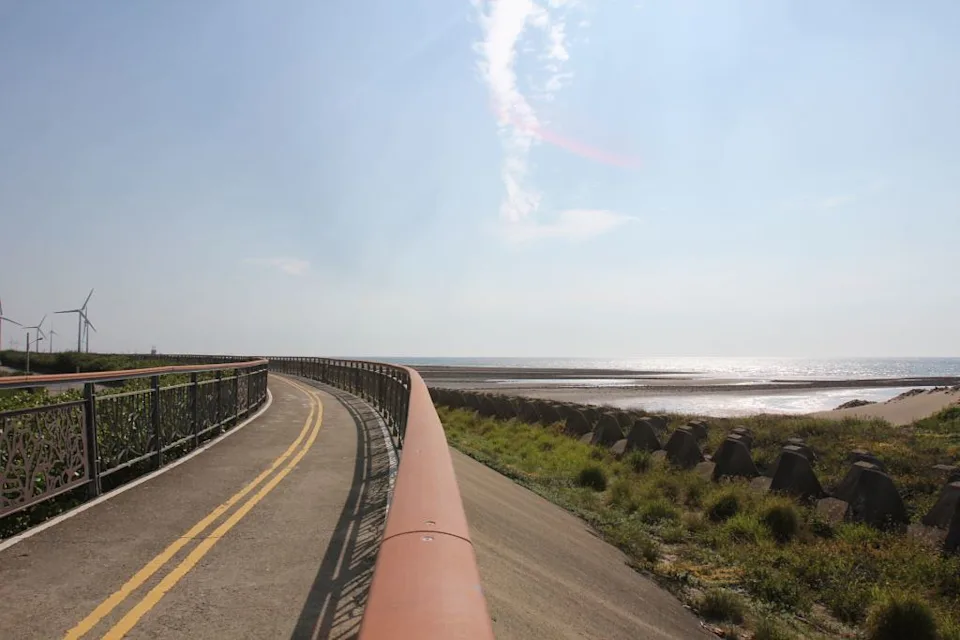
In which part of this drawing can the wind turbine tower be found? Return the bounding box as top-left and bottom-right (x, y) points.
(56, 289), (95, 353)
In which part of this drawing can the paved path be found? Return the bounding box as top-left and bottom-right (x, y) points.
(0, 375), (392, 640)
(453, 450), (710, 640)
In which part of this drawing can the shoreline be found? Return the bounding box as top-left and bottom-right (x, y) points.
(416, 364), (960, 393)
(415, 365), (960, 422)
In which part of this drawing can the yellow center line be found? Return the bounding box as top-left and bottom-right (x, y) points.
(102, 384), (325, 639)
(64, 374), (316, 640)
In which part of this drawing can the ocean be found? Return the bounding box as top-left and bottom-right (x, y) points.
(392, 357), (960, 416)
(394, 356), (960, 380)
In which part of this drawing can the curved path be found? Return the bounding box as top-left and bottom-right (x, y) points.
(3, 372), (707, 639)
(0, 376), (392, 640)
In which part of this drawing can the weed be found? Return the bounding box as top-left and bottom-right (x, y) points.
(698, 589), (746, 624)
(626, 450), (651, 473)
(576, 465), (608, 491)
(640, 497), (680, 524)
(754, 617), (795, 640)
(706, 489), (742, 522)
(865, 591), (937, 640)
(760, 499), (800, 543)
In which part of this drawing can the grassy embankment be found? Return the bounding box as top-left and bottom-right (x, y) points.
(438, 405), (960, 640)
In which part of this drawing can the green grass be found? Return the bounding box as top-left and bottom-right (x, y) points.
(438, 404), (960, 639)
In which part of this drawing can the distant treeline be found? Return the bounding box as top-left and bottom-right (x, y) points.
(0, 351), (174, 375)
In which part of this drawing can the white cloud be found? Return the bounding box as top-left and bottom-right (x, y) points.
(245, 257), (310, 276)
(819, 194), (856, 209)
(502, 209), (633, 243)
(475, 0), (623, 242)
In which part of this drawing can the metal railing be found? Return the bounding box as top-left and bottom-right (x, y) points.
(0, 360), (269, 520)
(269, 357), (494, 640)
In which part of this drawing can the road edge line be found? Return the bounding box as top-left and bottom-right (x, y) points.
(0, 389), (275, 553)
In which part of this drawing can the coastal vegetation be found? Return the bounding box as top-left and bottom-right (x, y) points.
(438, 404), (960, 639)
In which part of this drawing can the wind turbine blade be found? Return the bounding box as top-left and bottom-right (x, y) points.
(55, 309), (81, 314)
(38, 314), (46, 328)
(0, 298), (3, 315)
(86, 319), (97, 332)
(1, 317), (22, 327)
(83, 288), (94, 309)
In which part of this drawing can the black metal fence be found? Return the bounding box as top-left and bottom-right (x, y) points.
(0, 361), (268, 520)
(268, 357), (411, 448)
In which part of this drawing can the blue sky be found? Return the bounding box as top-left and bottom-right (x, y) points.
(1, 0), (958, 357)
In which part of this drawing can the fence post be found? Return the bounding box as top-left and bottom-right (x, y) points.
(83, 383), (101, 498)
(216, 369), (223, 434)
(233, 368), (240, 422)
(191, 372), (199, 448)
(152, 375), (163, 469)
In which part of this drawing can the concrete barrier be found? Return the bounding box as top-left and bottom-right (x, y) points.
(684, 421), (708, 442)
(729, 427), (753, 449)
(768, 447), (824, 500)
(833, 462), (908, 528)
(783, 438), (817, 464)
(848, 449), (886, 472)
(627, 418), (662, 453)
(711, 437), (759, 481)
(563, 410), (593, 437)
(536, 401), (563, 426)
(922, 481), (960, 529)
(591, 414), (624, 446)
(663, 429), (703, 469)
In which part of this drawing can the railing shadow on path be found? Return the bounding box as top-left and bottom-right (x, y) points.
(290, 379), (396, 640)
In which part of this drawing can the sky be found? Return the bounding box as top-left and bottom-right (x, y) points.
(1, 0), (958, 358)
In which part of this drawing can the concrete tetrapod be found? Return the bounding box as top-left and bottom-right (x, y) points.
(833, 461), (908, 529)
(663, 428), (704, 469)
(766, 447), (824, 501)
(563, 409), (593, 437)
(711, 437), (759, 482)
(921, 481), (960, 529)
(591, 414), (625, 447)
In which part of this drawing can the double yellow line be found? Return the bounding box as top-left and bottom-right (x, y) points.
(65, 376), (323, 640)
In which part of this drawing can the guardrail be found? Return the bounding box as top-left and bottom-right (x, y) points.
(0, 359), (269, 520)
(268, 357), (495, 640)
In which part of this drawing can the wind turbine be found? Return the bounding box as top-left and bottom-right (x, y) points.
(49, 327), (58, 353)
(0, 297), (23, 357)
(83, 314), (96, 353)
(56, 288), (94, 353)
(23, 315), (46, 374)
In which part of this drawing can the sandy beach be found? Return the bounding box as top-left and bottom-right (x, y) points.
(415, 365), (960, 422)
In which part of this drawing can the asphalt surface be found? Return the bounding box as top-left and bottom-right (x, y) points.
(0, 375), (392, 640)
(453, 449), (710, 640)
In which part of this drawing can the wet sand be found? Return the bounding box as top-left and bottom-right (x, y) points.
(415, 365), (960, 420)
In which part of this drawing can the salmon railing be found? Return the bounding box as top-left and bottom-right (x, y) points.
(268, 357), (495, 640)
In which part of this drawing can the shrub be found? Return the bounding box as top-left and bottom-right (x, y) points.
(754, 618), (795, 640)
(760, 499), (800, 543)
(661, 523), (685, 544)
(698, 589), (746, 624)
(707, 489), (742, 522)
(640, 497), (680, 524)
(608, 478), (638, 512)
(682, 511), (707, 533)
(865, 592), (937, 640)
(576, 465), (607, 491)
(744, 565), (809, 612)
(637, 534), (661, 563)
(724, 513), (767, 544)
(823, 581), (872, 625)
(626, 450), (651, 473)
